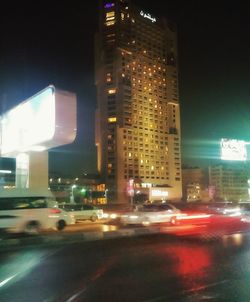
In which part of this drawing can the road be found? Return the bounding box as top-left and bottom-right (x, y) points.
(1, 232), (250, 301)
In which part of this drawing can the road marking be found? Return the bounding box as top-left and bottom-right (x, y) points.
(65, 287), (87, 302)
(141, 279), (229, 302)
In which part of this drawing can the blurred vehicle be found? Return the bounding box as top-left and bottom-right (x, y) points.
(103, 212), (119, 220)
(120, 203), (181, 226)
(238, 202), (250, 216)
(0, 189), (75, 234)
(184, 202), (242, 217)
(171, 209), (250, 238)
(102, 204), (134, 221)
(60, 203), (103, 222)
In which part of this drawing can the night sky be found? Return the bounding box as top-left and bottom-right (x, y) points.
(2, 0), (250, 176)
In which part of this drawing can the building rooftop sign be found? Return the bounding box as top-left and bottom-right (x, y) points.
(220, 138), (247, 161)
(140, 10), (156, 23)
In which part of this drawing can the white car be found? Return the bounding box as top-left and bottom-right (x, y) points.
(61, 204), (103, 222)
(120, 203), (181, 226)
(0, 189), (75, 234)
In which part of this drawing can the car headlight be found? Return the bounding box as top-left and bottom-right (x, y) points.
(129, 215), (139, 219)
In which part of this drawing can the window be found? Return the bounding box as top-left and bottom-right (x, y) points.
(0, 197), (47, 210)
(106, 21), (115, 26)
(108, 117), (117, 123)
(108, 89), (116, 94)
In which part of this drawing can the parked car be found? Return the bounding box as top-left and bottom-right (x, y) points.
(120, 203), (181, 226)
(0, 189), (75, 234)
(61, 203), (103, 222)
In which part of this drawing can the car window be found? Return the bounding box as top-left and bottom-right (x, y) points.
(63, 204), (76, 211)
(139, 205), (159, 212)
(74, 205), (83, 211)
(158, 204), (172, 211)
(0, 197), (47, 210)
(82, 205), (94, 210)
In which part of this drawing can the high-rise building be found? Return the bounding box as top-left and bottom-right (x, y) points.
(95, 0), (182, 203)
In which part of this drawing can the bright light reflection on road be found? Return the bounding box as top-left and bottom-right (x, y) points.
(102, 225), (118, 232)
(0, 249), (60, 289)
(0, 274), (18, 288)
(222, 233), (244, 247)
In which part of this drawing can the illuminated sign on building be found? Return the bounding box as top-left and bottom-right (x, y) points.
(220, 139), (247, 161)
(140, 10), (156, 23)
(151, 189), (168, 197)
(104, 3), (114, 9)
(0, 85), (77, 156)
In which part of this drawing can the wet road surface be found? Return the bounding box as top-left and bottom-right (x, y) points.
(1, 233), (250, 301)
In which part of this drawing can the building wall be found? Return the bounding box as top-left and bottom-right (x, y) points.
(95, 0), (182, 203)
(182, 167), (209, 202)
(209, 164), (249, 202)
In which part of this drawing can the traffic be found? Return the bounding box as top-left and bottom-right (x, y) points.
(1, 190), (250, 239)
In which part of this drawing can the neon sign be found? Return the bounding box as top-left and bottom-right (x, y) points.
(104, 3), (115, 9)
(140, 10), (156, 23)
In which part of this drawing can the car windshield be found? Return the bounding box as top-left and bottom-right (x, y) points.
(138, 204), (171, 212)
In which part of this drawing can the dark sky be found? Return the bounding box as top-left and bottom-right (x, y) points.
(1, 0), (250, 176)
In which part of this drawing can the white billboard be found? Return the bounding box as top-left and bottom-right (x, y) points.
(0, 85), (77, 156)
(220, 139), (247, 161)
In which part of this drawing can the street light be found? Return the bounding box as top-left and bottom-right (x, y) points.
(70, 184), (77, 203)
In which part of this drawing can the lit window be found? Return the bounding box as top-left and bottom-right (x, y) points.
(106, 21), (115, 26)
(108, 163), (112, 168)
(106, 11), (115, 18)
(106, 12), (115, 21)
(121, 12), (125, 20)
(108, 89), (116, 94)
(108, 117), (117, 123)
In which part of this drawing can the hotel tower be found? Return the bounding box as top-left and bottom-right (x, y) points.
(95, 0), (182, 203)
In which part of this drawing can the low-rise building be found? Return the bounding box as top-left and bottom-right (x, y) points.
(182, 167), (209, 202)
(209, 163), (249, 202)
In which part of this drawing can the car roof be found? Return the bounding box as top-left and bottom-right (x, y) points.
(0, 188), (54, 198)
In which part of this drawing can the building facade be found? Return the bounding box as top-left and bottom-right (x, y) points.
(95, 0), (182, 203)
(209, 164), (249, 202)
(49, 175), (107, 204)
(182, 167), (209, 202)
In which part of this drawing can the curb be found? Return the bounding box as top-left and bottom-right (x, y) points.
(1, 224), (211, 251)
(0, 225), (174, 250)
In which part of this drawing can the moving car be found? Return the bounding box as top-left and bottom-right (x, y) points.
(120, 203), (181, 226)
(61, 203), (103, 222)
(0, 188), (75, 234)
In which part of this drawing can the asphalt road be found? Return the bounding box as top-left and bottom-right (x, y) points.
(1, 233), (250, 302)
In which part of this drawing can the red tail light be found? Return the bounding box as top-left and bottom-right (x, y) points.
(49, 208), (61, 214)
